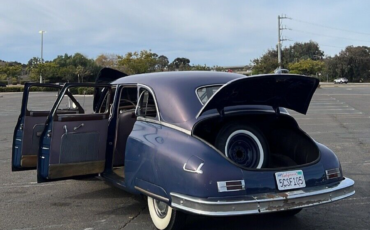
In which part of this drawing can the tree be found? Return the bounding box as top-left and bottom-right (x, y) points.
(251, 41), (325, 74)
(156, 55), (169, 71)
(288, 59), (325, 76)
(251, 49), (278, 74)
(71, 53), (89, 67)
(95, 54), (120, 68)
(169, 58), (191, 71)
(29, 62), (59, 82)
(53, 54), (72, 67)
(191, 64), (211, 71)
(282, 41), (324, 64)
(0, 64), (23, 83)
(117, 50), (159, 74)
(324, 46), (370, 82)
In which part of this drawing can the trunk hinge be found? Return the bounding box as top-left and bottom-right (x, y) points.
(217, 107), (225, 118)
(273, 106), (280, 117)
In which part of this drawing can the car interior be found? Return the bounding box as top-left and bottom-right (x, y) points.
(112, 87), (158, 179)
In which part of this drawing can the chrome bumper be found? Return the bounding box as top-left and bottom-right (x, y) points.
(171, 177), (355, 216)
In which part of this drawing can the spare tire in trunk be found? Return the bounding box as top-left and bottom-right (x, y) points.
(215, 123), (268, 169)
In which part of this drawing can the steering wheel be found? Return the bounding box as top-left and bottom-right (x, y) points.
(121, 99), (136, 107)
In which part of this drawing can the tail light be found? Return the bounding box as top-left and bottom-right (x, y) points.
(326, 168), (341, 180)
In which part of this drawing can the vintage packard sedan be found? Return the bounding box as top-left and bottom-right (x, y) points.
(12, 69), (355, 230)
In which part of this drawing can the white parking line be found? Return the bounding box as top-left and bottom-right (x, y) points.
(309, 108), (355, 111)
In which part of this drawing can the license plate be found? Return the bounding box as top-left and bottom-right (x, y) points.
(275, 170), (306, 191)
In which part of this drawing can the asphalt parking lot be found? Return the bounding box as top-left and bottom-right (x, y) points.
(0, 85), (369, 230)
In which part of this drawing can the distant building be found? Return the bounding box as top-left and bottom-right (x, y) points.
(222, 65), (252, 75)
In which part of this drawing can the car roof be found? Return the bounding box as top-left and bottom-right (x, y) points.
(112, 71), (242, 130)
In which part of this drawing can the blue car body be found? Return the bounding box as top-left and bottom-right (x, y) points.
(12, 69), (354, 220)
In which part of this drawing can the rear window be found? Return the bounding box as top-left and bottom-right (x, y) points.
(196, 85), (221, 105)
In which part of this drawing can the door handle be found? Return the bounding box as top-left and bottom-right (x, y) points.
(74, 123), (84, 131)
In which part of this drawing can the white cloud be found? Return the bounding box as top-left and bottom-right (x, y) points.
(1, 0), (369, 65)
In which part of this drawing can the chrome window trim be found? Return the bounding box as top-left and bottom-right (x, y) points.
(195, 84), (223, 105)
(136, 117), (191, 135)
(137, 84), (161, 122)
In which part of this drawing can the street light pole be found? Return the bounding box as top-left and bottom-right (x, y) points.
(39, 30), (46, 83)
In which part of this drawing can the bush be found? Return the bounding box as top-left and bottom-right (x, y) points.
(77, 87), (95, 95)
(29, 86), (58, 92)
(11, 78), (18, 85)
(0, 87), (23, 92)
(0, 85), (94, 94)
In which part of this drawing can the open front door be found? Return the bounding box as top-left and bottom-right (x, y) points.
(37, 83), (113, 182)
(12, 83), (64, 171)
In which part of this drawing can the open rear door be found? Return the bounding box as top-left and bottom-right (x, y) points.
(37, 83), (113, 182)
(12, 83), (63, 171)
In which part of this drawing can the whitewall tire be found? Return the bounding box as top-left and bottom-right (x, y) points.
(215, 123), (268, 169)
(147, 196), (186, 230)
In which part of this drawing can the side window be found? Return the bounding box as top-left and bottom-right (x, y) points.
(136, 89), (157, 119)
(119, 87), (137, 113)
(27, 86), (60, 112)
(196, 85), (221, 105)
(58, 86), (111, 115)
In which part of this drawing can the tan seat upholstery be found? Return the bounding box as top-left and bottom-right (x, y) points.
(113, 110), (137, 166)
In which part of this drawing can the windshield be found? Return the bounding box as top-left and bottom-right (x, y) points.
(196, 85), (221, 105)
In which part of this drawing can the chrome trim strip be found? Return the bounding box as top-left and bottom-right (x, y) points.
(217, 180), (245, 192)
(134, 186), (170, 202)
(137, 84), (161, 122)
(136, 117), (191, 135)
(161, 121), (191, 135)
(170, 177), (355, 216)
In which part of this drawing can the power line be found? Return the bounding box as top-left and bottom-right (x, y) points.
(290, 29), (370, 44)
(320, 44), (345, 49)
(289, 39), (344, 49)
(290, 18), (370, 36)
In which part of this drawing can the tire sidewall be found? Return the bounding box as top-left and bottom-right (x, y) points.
(215, 123), (268, 169)
(148, 196), (173, 230)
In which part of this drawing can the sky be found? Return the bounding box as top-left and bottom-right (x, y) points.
(1, 0), (370, 66)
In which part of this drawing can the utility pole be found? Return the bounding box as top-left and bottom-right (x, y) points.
(278, 15), (290, 69)
(39, 30), (46, 83)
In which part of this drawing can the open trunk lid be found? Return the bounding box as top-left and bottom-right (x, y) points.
(93, 67), (128, 110)
(95, 67), (128, 84)
(196, 74), (319, 118)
